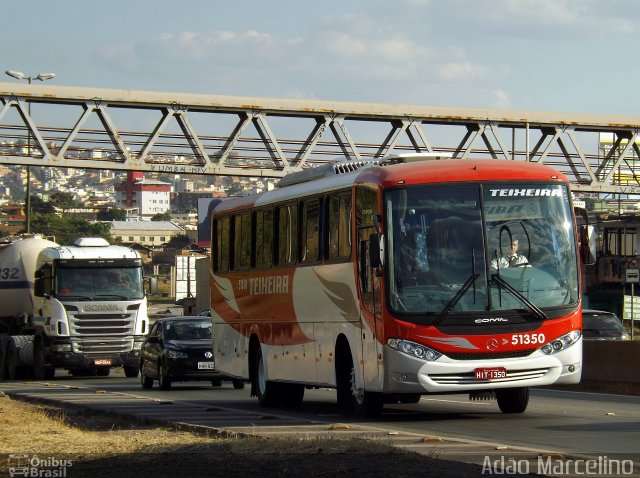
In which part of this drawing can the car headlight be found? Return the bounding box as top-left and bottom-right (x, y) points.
(167, 349), (188, 359)
(388, 338), (442, 361)
(539, 330), (581, 355)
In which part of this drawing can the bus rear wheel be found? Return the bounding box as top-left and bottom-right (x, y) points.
(255, 346), (281, 407)
(496, 387), (529, 413)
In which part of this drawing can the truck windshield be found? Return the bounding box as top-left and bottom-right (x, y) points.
(56, 267), (144, 300)
(386, 183), (579, 319)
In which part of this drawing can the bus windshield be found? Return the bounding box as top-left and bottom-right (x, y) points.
(386, 183), (579, 319)
(56, 266), (144, 301)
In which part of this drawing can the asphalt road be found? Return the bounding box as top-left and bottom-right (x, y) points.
(13, 370), (639, 459)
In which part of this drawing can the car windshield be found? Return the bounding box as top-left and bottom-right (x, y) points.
(165, 320), (212, 340)
(583, 313), (625, 332)
(386, 183), (579, 320)
(56, 266), (144, 300)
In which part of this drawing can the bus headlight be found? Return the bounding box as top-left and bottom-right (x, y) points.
(388, 338), (442, 361)
(539, 330), (581, 355)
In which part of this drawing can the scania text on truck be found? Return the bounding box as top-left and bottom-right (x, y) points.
(0, 236), (148, 380)
(210, 155), (586, 416)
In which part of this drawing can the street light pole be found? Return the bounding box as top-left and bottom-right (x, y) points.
(5, 70), (56, 234)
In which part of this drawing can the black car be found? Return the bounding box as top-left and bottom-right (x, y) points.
(582, 309), (631, 341)
(139, 316), (244, 390)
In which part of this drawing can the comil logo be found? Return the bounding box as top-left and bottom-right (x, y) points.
(475, 318), (509, 324)
(8, 454), (73, 477)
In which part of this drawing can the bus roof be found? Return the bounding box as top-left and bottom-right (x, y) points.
(212, 159), (569, 215)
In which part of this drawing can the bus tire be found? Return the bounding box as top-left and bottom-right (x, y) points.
(254, 346), (280, 407)
(336, 343), (383, 418)
(280, 383), (304, 408)
(496, 387), (529, 413)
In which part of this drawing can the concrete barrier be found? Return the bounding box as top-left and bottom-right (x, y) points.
(552, 341), (640, 395)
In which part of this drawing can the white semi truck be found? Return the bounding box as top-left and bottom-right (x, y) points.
(0, 235), (148, 380)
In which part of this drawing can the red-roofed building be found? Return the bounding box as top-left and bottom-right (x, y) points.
(115, 172), (171, 219)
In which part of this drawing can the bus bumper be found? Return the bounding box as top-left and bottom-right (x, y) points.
(383, 339), (582, 394)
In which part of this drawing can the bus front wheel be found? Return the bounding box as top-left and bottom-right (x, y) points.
(496, 387), (529, 413)
(336, 345), (383, 418)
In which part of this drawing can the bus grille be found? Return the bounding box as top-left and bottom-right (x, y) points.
(444, 350), (535, 360)
(429, 368), (549, 385)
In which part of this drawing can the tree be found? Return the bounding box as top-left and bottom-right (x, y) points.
(165, 234), (190, 249)
(30, 196), (55, 214)
(97, 208), (127, 221)
(49, 192), (78, 214)
(151, 211), (173, 221)
(31, 214), (112, 245)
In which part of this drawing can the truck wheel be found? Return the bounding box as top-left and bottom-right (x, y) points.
(5, 341), (17, 381)
(96, 368), (110, 377)
(123, 365), (139, 378)
(158, 363), (172, 390)
(232, 379), (245, 390)
(33, 337), (55, 381)
(254, 346), (281, 407)
(0, 339), (6, 381)
(496, 387), (530, 413)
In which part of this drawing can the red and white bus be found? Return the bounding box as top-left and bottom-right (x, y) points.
(210, 155), (583, 416)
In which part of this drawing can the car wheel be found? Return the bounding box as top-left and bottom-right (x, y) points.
(140, 362), (153, 389)
(158, 362), (172, 390)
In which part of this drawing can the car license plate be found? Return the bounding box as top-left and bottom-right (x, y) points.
(94, 359), (112, 366)
(474, 367), (507, 380)
(197, 362), (215, 370)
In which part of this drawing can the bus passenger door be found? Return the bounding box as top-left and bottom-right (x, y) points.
(356, 188), (383, 391)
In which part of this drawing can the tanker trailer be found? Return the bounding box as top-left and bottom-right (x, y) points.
(0, 235), (58, 380)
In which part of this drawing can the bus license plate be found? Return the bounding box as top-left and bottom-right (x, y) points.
(94, 359), (112, 366)
(198, 362), (215, 370)
(474, 367), (507, 380)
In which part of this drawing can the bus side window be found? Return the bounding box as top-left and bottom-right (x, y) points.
(276, 203), (297, 266)
(300, 198), (321, 264)
(213, 217), (229, 273)
(232, 212), (251, 271)
(255, 208), (274, 268)
(328, 193), (352, 261)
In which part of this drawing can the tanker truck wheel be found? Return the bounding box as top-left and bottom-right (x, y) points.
(0, 338), (6, 381)
(5, 340), (17, 380)
(33, 336), (55, 380)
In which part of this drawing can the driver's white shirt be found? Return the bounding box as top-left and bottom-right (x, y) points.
(491, 253), (528, 269)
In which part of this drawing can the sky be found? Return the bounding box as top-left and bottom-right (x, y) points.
(2, 0), (639, 116)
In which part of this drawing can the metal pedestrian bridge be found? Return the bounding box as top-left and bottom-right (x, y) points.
(1, 82), (640, 194)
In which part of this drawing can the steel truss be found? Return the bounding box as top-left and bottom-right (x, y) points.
(1, 82), (640, 194)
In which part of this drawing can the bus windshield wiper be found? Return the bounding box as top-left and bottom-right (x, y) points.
(491, 274), (547, 320)
(436, 273), (480, 322)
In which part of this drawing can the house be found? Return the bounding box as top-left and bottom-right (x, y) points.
(110, 220), (184, 247)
